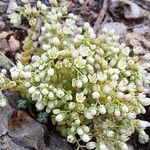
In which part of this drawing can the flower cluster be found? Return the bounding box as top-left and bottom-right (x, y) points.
(1, 0), (150, 149)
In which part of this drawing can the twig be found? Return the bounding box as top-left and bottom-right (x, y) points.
(93, 0), (108, 33)
(0, 52), (15, 70)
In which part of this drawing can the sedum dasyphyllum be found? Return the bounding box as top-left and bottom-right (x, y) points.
(0, 0), (150, 149)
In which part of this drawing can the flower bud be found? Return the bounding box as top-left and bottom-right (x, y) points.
(127, 112), (136, 120)
(77, 128), (84, 136)
(47, 68), (54, 76)
(28, 86), (36, 94)
(85, 112), (93, 120)
(68, 102), (76, 110)
(41, 88), (49, 95)
(106, 130), (115, 138)
(67, 135), (76, 143)
(55, 113), (64, 122)
(121, 105), (129, 113)
(76, 80), (83, 88)
(48, 92), (54, 100)
(86, 142), (97, 150)
(114, 109), (121, 117)
(92, 91), (100, 99)
(81, 133), (91, 143)
(98, 105), (106, 114)
(98, 143), (108, 150)
(82, 125), (90, 133)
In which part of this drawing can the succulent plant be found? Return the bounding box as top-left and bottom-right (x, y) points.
(0, 0), (150, 149)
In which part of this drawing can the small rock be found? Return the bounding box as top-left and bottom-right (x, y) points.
(109, 0), (149, 19)
(7, 0), (16, 14)
(100, 22), (127, 37)
(9, 35), (20, 52)
(0, 21), (5, 31)
(0, 38), (10, 53)
(0, 1), (7, 14)
(0, 31), (12, 39)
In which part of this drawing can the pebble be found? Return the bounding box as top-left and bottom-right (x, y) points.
(8, 35), (20, 52)
(0, 1), (7, 14)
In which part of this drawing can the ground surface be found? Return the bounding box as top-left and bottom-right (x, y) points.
(0, 0), (150, 150)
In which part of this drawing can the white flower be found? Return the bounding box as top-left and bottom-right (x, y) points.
(0, 98), (6, 107)
(98, 105), (106, 114)
(10, 2), (18, 10)
(80, 126), (89, 134)
(106, 130), (115, 138)
(75, 119), (80, 125)
(117, 57), (127, 70)
(77, 128), (84, 136)
(116, 92), (124, 99)
(138, 97), (150, 106)
(114, 109), (121, 117)
(24, 82), (31, 88)
(28, 86), (36, 94)
(67, 135), (76, 143)
(39, 71), (45, 78)
(1, 69), (7, 75)
(111, 74), (119, 80)
(56, 89), (65, 98)
(47, 68), (54, 76)
(52, 37), (60, 45)
(81, 133), (91, 143)
(35, 102), (44, 110)
(103, 85), (112, 94)
(111, 46), (119, 53)
(52, 109), (60, 114)
(118, 80), (127, 91)
(87, 57), (95, 64)
(41, 4), (47, 11)
(9, 13), (21, 26)
(138, 120), (150, 129)
(48, 92), (54, 100)
(127, 112), (136, 120)
(32, 91), (42, 101)
(86, 142), (97, 150)
(74, 56), (86, 68)
(11, 71), (19, 78)
(76, 92), (86, 103)
(55, 113), (64, 122)
(41, 54), (48, 62)
(98, 143), (108, 150)
(76, 80), (83, 88)
(23, 71), (32, 78)
(124, 94), (133, 101)
(85, 112), (94, 119)
(88, 73), (97, 83)
(34, 76), (40, 82)
(37, 1), (42, 7)
(97, 72), (107, 82)
(90, 107), (97, 116)
(68, 102), (76, 110)
(122, 105), (129, 113)
(92, 91), (100, 99)
(48, 47), (59, 59)
(84, 22), (90, 29)
(81, 75), (88, 84)
(41, 88), (49, 95)
(42, 44), (50, 50)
